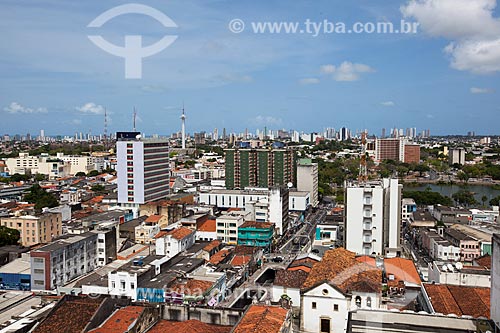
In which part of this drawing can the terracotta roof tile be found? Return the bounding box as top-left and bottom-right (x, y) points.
(88, 306), (144, 333)
(148, 320), (232, 333)
(209, 249), (232, 265)
(169, 279), (214, 296)
(356, 256), (377, 267)
(384, 257), (422, 286)
(424, 284), (490, 319)
(203, 240), (221, 252)
(275, 270), (309, 288)
(145, 215), (163, 223)
(302, 248), (382, 294)
(475, 254), (491, 269)
(197, 219), (217, 232)
(34, 296), (103, 333)
(231, 255), (252, 267)
(167, 226), (194, 240)
(233, 305), (289, 333)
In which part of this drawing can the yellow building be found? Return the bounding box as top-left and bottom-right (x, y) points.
(1, 212), (62, 246)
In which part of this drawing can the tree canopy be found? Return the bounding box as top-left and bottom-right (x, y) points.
(23, 184), (59, 212)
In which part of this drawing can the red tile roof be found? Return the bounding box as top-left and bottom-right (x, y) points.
(384, 257), (422, 286)
(203, 239), (221, 252)
(169, 279), (214, 296)
(275, 269), (309, 288)
(475, 254), (491, 269)
(209, 249), (232, 265)
(356, 256), (377, 267)
(145, 215), (162, 223)
(197, 219), (217, 232)
(166, 226), (194, 240)
(424, 284), (490, 319)
(88, 306), (145, 333)
(231, 255), (251, 267)
(148, 320), (231, 333)
(33, 296), (103, 333)
(302, 248), (382, 294)
(233, 305), (289, 333)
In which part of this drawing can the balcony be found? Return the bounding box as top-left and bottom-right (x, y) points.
(363, 235), (372, 243)
(363, 223), (372, 231)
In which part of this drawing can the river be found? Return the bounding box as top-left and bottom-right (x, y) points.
(403, 183), (500, 202)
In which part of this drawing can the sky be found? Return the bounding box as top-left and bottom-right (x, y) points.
(1, 0), (500, 137)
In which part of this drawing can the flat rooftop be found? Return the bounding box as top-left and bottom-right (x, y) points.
(0, 256), (30, 274)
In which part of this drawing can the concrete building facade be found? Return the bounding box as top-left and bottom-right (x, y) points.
(1, 212), (62, 247)
(297, 158), (319, 208)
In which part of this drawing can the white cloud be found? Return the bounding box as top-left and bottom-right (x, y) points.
(402, 0), (500, 74)
(445, 39), (500, 74)
(76, 102), (105, 115)
(299, 78), (320, 85)
(381, 101), (395, 107)
(320, 62), (375, 81)
(253, 115), (283, 126)
(470, 87), (495, 94)
(3, 102), (47, 114)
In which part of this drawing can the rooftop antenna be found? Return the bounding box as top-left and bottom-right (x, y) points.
(181, 102), (186, 150)
(358, 130), (368, 183)
(133, 107), (137, 132)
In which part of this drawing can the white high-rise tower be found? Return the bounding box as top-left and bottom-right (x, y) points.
(181, 106), (186, 149)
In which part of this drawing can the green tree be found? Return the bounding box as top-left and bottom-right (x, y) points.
(75, 171), (86, 177)
(87, 170), (100, 177)
(91, 184), (106, 193)
(481, 195), (488, 207)
(0, 226), (20, 246)
(23, 184), (59, 212)
(33, 173), (46, 182)
(490, 196), (500, 207)
(457, 171), (469, 182)
(452, 190), (478, 207)
(403, 189), (453, 206)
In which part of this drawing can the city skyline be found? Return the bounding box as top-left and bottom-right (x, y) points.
(1, 0), (500, 135)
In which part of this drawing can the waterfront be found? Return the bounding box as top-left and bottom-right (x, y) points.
(404, 183), (500, 203)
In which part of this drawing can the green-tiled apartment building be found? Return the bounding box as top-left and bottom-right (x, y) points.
(225, 148), (296, 189)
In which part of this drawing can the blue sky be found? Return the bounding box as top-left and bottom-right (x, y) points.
(1, 0), (500, 136)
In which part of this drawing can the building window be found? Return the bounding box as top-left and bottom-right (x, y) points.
(366, 297), (372, 308)
(355, 296), (362, 307)
(333, 304), (339, 311)
(312, 302), (317, 309)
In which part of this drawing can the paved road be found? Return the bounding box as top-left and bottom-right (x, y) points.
(0, 296), (40, 325)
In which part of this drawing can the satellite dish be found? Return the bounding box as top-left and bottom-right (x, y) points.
(441, 265), (448, 272)
(136, 134), (142, 139)
(287, 182), (293, 188)
(455, 262), (463, 270)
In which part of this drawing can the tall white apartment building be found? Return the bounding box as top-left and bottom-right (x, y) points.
(297, 158), (318, 207)
(345, 178), (402, 257)
(116, 132), (170, 208)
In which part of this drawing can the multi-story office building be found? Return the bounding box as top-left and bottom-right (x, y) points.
(224, 148), (295, 189)
(199, 187), (291, 235)
(30, 227), (116, 290)
(5, 153), (71, 179)
(216, 211), (250, 245)
(297, 158), (318, 207)
(1, 212), (62, 247)
(116, 132), (170, 208)
(376, 138), (421, 164)
(237, 221), (274, 249)
(55, 153), (104, 175)
(345, 179), (402, 257)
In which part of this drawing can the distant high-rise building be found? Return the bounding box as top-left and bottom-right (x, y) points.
(225, 148), (296, 189)
(213, 128), (219, 141)
(340, 127), (350, 141)
(297, 158), (318, 207)
(376, 138), (420, 163)
(381, 128), (386, 139)
(40, 129), (45, 141)
(345, 178), (402, 257)
(116, 132), (170, 207)
(449, 148), (466, 166)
